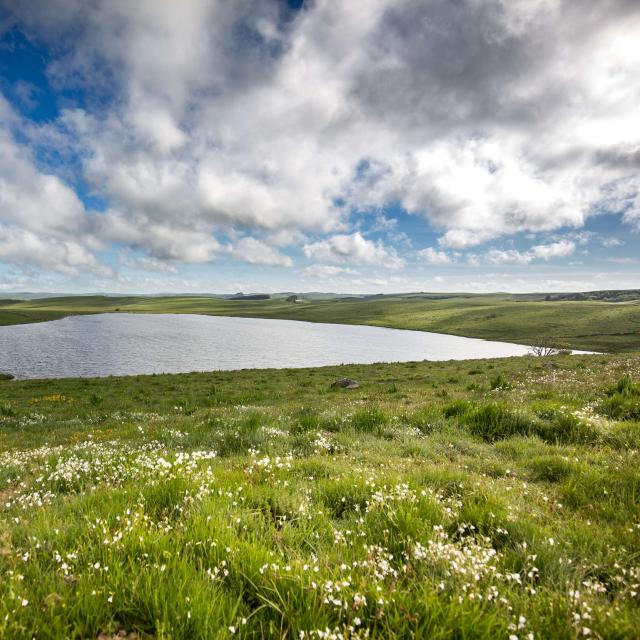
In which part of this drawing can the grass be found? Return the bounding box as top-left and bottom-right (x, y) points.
(0, 352), (639, 638)
(1, 291), (640, 352)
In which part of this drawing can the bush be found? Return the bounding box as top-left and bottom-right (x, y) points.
(0, 372), (14, 381)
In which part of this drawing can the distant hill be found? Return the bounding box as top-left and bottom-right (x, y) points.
(515, 290), (640, 303)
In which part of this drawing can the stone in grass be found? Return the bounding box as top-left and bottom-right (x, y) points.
(331, 378), (360, 389)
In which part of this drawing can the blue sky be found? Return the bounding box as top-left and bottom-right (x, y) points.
(0, 0), (639, 294)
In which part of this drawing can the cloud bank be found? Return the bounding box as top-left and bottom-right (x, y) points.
(0, 0), (639, 290)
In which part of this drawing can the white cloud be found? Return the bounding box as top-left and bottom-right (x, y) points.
(100, 210), (220, 263)
(0, 225), (110, 276)
(417, 247), (452, 265)
(0, 125), (86, 234)
(484, 240), (576, 265)
(302, 264), (357, 278)
(228, 237), (293, 268)
(484, 249), (533, 265)
(530, 240), (576, 260)
(1, 0), (639, 285)
(120, 252), (178, 273)
(303, 232), (405, 269)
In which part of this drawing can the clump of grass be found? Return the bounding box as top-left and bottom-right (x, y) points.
(290, 407), (319, 434)
(527, 455), (575, 483)
(490, 374), (511, 390)
(350, 406), (388, 433)
(89, 392), (104, 407)
(177, 399), (198, 415)
(406, 406), (442, 434)
(598, 376), (640, 421)
(462, 404), (535, 442)
(610, 376), (638, 396)
(442, 399), (472, 418)
(1, 401), (16, 416)
(214, 411), (266, 456)
(535, 411), (598, 445)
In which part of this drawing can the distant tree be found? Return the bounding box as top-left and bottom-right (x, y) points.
(529, 337), (563, 356)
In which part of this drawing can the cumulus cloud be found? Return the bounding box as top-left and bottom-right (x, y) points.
(0, 225), (110, 275)
(0, 0), (639, 284)
(484, 249), (533, 266)
(303, 232), (405, 269)
(530, 240), (576, 260)
(228, 237), (293, 268)
(302, 265), (357, 278)
(417, 247), (452, 265)
(0, 125), (86, 234)
(483, 240), (576, 265)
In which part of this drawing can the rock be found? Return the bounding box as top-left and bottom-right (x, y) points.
(331, 378), (360, 389)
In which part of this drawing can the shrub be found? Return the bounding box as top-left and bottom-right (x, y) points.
(0, 372), (14, 381)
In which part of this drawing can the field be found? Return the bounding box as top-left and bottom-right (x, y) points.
(1, 352), (639, 638)
(1, 292), (640, 353)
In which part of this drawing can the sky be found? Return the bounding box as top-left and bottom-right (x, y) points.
(0, 0), (639, 295)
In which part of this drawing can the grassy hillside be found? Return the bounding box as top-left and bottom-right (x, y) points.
(0, 353), (639, 638)
(2, 293), (640, 352)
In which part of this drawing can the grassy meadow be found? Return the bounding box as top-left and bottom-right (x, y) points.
(1, 292), (640, 353)
(1, 353), (639, 638)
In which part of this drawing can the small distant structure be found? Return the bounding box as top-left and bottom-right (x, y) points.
(286, 295), (303, 304)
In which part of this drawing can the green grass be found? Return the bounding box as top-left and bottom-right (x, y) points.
(2, 291), (640, 352)
(0, 352), (639, 638)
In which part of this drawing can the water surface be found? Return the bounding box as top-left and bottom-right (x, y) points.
(0, 313), (538, 379)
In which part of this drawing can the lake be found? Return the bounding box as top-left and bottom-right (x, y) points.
(0, 313), (539, 379)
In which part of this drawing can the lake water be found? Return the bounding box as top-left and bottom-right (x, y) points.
(0, 313), (538, 379)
